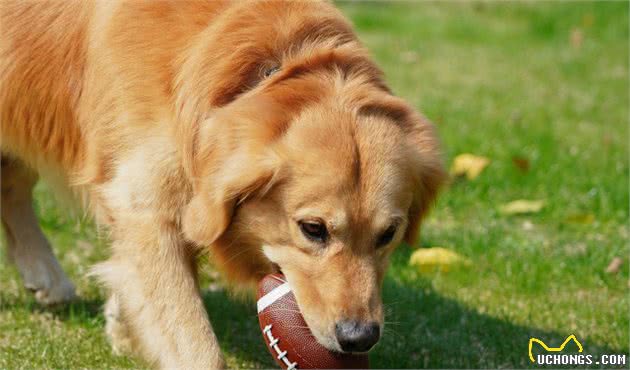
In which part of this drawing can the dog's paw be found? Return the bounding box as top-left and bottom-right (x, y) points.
(105, 295), (134, 356)
(28, 278), (76, 305)
(21, 260), (77, 305)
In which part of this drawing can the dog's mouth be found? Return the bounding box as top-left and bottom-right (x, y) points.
(266, 263), (378, 354)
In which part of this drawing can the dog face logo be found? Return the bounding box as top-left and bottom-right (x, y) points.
(528, 334), (583, 363)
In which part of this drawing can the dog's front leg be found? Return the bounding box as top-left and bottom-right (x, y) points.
(94, 219), (224, 369)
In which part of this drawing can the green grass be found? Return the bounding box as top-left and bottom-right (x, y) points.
(1, 1), (628, 368)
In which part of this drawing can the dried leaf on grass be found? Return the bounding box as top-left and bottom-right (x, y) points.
(499, 199), (545, 215)
(409, 247), (471, 274)
(605, 257), (623, 274)
(511, 156), (530, 172)
(564, 213), (595, 225)
(451, 154), (490, 180)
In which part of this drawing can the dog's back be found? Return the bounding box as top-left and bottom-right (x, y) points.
(0, 1), (232, 172)
(0, 2), (92, 169)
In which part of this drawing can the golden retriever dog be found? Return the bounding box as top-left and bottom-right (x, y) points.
(0, 0), (445, 368)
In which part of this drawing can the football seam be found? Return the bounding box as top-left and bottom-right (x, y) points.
(265, 321), (317, 369)
(258, 280), (317, 369)
(262, 324), (299, 370)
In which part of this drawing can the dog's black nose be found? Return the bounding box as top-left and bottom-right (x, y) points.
(335, 320), (380, 353)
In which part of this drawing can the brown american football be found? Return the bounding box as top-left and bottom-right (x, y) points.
(257, 273), (370, 369)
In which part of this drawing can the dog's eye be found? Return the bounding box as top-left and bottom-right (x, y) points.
(263, 66), (280, 78)
(376, 225), (397, 248)
(298, 220), (328, 243)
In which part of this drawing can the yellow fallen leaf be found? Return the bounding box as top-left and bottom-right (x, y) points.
(409, 247), (471, 274)
(450, 153), (490, 180)
(499, 199), (545, 215)
(606, 257), (623, 274)
(564, 213), (595, 225)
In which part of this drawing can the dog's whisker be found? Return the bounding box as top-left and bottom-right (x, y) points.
(223, 248), (251, 265)
(383, 311), (399, 321)
(220, 219), (272, 267)
(220, 235), (252, 265)
(383, 299), (413, 307)
(384, 327), (403, 334)
(382, 327), (404, 339)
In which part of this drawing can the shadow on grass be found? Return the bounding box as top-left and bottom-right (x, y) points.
(373, 280), (624, 369)
(0, 294), (104, 324)
(201, 288), (276, 368)
(202, 277), (624, 369)
(0, 274), (622, 369)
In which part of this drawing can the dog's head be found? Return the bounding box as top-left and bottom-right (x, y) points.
(177, 1), (446, 354)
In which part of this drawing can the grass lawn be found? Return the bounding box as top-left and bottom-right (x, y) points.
(1, 1), (628, 369)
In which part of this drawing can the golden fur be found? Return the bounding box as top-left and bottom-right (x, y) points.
(0, 0), (445, 367)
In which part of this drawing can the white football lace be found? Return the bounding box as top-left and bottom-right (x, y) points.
(263, 324), (298, 370)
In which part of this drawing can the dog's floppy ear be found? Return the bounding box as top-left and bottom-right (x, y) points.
(182, 149), (280, 246)
(181, 115), (282, 246)
(363, 95), (446, 245)
(359, 94), (446, 245)
(403, 109), (447, 245)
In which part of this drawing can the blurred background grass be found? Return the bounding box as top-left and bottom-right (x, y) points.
(1, 1), (628, 368)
